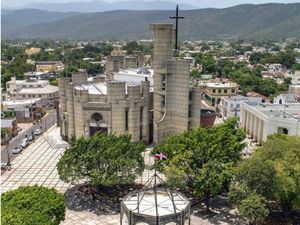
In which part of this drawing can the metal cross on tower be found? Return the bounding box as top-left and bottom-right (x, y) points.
(170, 4), (185, 51)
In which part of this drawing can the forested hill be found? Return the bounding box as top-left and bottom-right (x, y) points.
(2, 3), (300, 40)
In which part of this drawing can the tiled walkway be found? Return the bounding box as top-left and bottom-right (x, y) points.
(1, 126), (241, 225)
(1, 126), (70, 193)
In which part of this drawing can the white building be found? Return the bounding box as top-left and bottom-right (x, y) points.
(273, 93), (299, 104)
(6, 77), (58, 109)
(219, 95), (262, 118)
(2, 98), (42, 122)
(240, 103), (300, 145)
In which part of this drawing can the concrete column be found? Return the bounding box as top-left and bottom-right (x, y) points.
(108, 82), (126, 135)
(127, 85), (141, 143)
(141, 80), (150, 143)
(246, 111), (250, 134)
(250, 113), (255, 138)
(254, 116), (259, 142)
(65, 82), (75, 139)
(150, 24), (174, 144)
(190, 88), (201, 128)
(257, 119), (262, 144)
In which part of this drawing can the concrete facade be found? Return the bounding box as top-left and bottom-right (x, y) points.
(2, 99), (42, 123)
(150, 24), (201, 143)
(219, 95), (262, 119)
(240, 103), (300, 145)
(106, 51), (145, 80)
(59, 73), (151, 143)
(59, 23), (201, 144)
(199, 79), (238, 107)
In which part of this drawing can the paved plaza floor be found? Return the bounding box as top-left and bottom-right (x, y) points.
(1, 126), (242, 225)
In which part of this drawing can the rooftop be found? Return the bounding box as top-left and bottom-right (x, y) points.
(75, 82), (108, 95)
(36, 61), (62, 65)
(205, 82), (237, 88)
(223, 95), (262, 101)
(7, 79), (49, 85)
(122, 188), (189, 216)
(19, 85), (58, 94)
(1, 118), (16, 128)
(114, 68), (154, 86)
(3, 98), (41, 106)
(247, 103), (300, 121)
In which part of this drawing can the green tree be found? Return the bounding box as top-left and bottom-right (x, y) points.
(292, 63), (300, 70)
(156, 117), (246, 210)
(57, 132), (145, 187)
(229, 134), (300, 222)
(123, 41), (141, 54)
(190, 69), (201, 78)
(239, 193), (269, 225)
(217, 58), (234, 77)
(193, 53), (217, 74)
(1, 185), (66, 225)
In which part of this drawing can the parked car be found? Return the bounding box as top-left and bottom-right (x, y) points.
(1, 162), (11, 170)
(20, 138), (29, 148)
(28, 135), (34, 141)
(16, 126), (22, 132)
(34, 129), (42, 135)
(12, 145), (22, 154)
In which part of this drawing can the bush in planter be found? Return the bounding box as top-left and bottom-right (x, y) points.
(1, 185), (66, 225)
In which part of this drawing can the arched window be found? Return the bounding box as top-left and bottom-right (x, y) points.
(91, 112), (103, 122)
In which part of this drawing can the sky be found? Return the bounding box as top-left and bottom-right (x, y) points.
(2, 0), (300, 9)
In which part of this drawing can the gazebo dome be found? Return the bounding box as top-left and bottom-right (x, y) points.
(120, 173), (191, 225)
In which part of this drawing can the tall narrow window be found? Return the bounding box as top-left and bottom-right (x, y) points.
(140, 107), (143, 140)
(125, 109), (129, 131)
(162, 75), (166, 90)
(189, 91), (192, 100)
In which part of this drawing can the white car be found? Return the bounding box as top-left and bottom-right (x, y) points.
(12, 145), (22, 154)
(20, 138), (29, 148)
(28, 135), (34, 141)
(1, 162), (11, 170)
(34, 129), (42, 135)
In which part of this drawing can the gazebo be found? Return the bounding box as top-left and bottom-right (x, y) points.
(120, 172), (191, 225)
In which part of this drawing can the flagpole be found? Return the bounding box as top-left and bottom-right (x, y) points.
(153, 156), (158, 219)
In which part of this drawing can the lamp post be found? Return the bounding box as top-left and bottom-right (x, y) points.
(283, 104), (289, 118)
(5, 133), (11, 168)
(52, 112), (55, 126)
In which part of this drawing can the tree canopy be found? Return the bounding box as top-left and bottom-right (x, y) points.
(155, 117), (246, 210)
(1, 185), (66, 225)
(229, 134), (300, 224)
(249, 50), (297, 69)
(57, 132), (145, 187)
(193, 53), (217, 74)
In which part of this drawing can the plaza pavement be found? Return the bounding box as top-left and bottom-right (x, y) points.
(1, 126), (242, 225)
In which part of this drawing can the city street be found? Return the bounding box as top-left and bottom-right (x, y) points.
(1, 111), (57, 164)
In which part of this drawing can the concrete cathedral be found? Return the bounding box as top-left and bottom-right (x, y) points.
(58, 23), (201, 144)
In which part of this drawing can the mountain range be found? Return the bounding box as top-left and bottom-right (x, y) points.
(21, 1), (196, 12)
(2, 3), (300, 40)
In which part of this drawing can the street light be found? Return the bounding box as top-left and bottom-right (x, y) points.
(283, 104), (289, 118)
(5, 133), (11, 168)
(52, 112), (55, 126)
